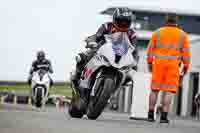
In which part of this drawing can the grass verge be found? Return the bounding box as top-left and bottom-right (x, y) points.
(0, 84), (72, 97)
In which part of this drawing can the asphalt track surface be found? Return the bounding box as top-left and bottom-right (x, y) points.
(0, 104), (200, 133)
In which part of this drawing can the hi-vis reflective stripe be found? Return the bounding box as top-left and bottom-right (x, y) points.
(152, 83), (178, 89)
(155, 44), (180, 50)
(182, 56), (191, 62)
(148, 43), (155, 49)
(148, 53), (180, 59)
(178, 31), (184, 48)
(156, 30), (184, 50)
(181, 48), (190, 52)
(156, 30), (161, 47)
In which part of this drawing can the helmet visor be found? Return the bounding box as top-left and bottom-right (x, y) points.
(115, 17), (131, 29)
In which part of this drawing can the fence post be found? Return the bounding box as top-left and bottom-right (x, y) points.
(118, 89), (125, 113)
(28, 97), (32, 105)
(0, 96), (5, 104)
(13, 96), (17, 105)
(124, 81), (133, 113)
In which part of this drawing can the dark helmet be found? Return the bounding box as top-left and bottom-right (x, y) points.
(113, 8), (132, 31)
(37, 50), (45, 61)
(165, 13), (179, 24)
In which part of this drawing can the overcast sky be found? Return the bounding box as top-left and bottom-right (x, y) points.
(0, 0), (200, 81)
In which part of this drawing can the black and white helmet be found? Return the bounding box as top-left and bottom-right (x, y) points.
(37, 50), (45, 61)
(113, 8), (132, 29)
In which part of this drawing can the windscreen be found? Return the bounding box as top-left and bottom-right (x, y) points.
(110, 32), (130, 56)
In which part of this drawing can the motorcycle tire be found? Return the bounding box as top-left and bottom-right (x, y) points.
(87, 78), (115, 120)
(35, 88), (43, 108)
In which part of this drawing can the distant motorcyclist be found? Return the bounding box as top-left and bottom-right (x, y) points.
(28, 50), (53, 86)
(71, 8), (139, 88)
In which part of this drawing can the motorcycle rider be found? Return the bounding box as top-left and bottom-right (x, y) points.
(71, 8), (139, 97)
(28, 50), (54, 87)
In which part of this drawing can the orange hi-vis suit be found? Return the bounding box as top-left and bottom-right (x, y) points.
(147, 25), (191, 93)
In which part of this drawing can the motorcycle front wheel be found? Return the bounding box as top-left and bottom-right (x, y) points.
(35, 87), (43, 108)
(87, 78), (115, 120)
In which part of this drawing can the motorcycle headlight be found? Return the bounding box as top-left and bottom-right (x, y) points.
(42, 80), (50, 85)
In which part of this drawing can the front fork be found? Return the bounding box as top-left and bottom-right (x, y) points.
(31, 85), (49, 105)
(90, 69), (103, 97)
(109, 69), (135, 107)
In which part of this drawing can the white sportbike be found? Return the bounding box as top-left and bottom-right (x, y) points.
(69, 32), (137, 119)
(31, 69), (51, 108)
